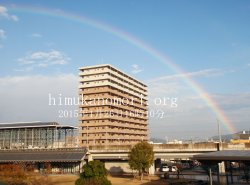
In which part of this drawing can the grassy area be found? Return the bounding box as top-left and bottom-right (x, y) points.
(48, 174), (210, 185)
(108, 175), (167, 185)
(48, 175), (78, 185)
(48, 174), (167, 185)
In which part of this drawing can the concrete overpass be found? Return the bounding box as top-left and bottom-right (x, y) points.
(85, 143), (250, 174)
(87, 142), (250, 160)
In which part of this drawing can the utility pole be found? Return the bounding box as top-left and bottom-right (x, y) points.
(217, 119), (225, 180)
(217, 119), (222, 150)
(209, 167), (213, 185)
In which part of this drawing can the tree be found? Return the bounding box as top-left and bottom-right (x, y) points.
(0, 164), (53, 185)
(128, 141), (154, 180)
(75, 160), (111, 185)
(175, 163), (183, 179)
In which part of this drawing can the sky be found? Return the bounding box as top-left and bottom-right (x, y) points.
(0, 0), (250, 141)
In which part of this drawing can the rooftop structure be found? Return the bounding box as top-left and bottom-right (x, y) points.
(231, 130), (250, 144)
(194, 150), (250, 161)
(0, 121), (78, 150)
(0, 148), (87, 163)
(0, 148), (87, 174)
(234, 130), (250, 140)
(194, 150), (250, 184)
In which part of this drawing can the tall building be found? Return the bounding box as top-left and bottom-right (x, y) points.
(79, 64), (148, 146)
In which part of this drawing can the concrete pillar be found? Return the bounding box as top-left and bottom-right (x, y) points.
(79, 160), (86, 173)
(149, 163), (155, 175)
(218, 162), (226, 184)
(87, 153), (93, 162)
(218, 162), (225, 173)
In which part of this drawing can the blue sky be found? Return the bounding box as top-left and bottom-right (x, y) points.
(0, 0), (250, 140)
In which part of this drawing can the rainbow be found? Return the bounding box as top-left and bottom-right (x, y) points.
(8, 4), (236, 134)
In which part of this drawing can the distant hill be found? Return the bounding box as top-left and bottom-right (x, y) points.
(150, 138), (165, 143)
(210, 134), (234, 142)
(151, 133), (237, 144)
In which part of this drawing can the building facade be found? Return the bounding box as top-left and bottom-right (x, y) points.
(0, 122), (78, 149)
(79, 64), (148, 146)
(231, 130), (250, 144)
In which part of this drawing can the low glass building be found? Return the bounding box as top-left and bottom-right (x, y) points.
(0, 122), (78, 149)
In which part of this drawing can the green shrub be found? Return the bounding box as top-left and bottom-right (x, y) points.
(81, 160), (107, 178)
(76, 161), (111, 185)
(75, 177), (111, 185)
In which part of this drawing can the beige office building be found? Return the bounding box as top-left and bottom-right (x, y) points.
(79, 64), (148, 146)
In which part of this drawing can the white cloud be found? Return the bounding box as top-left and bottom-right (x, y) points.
(212, 93), (250, 110)
(0, 29), (6, 39)
(131, 64), (143, 74)
(0, 74), (78, 124)
(148, 90), (250, 139)
(0, 74), (249, 139)
(16, 50), (71, 71)
(0, 29), (6, 48)
(146, 68), (225, 100)
(148, 81), (184, 96)
(0, 5), (18, 21)
(248, 63), (250, 67)
(145, 68), (250, 139)
(31, 33), (42, 38)
(148, 68), (224, 83)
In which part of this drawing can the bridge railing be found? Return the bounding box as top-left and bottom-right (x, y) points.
(88, 142), (250, 152)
